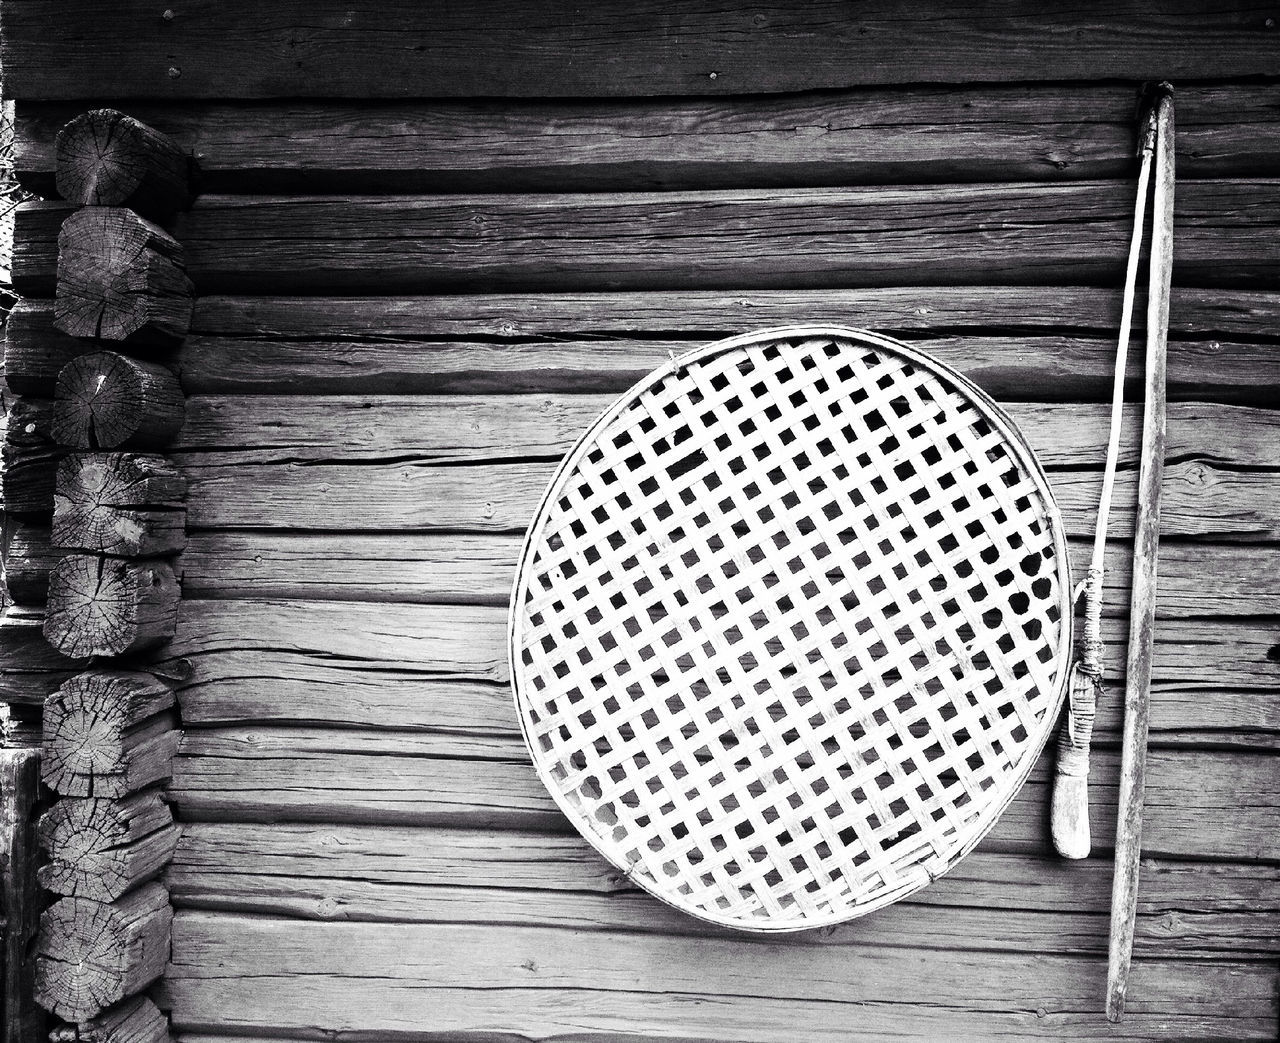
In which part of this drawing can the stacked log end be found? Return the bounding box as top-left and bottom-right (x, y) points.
(51, 353), (185, 451)
(54, 110), (191, 221)
(2, 109), (193, 1042)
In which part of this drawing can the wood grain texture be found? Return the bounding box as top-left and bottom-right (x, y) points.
(174, 395), (1280, 468)
(34, 883), (172, 1022)
(38, 791), (180, 903)
(53, 453), (187, 558)
(0, 606), (85, 705)
(55, 109), (190, 220)
(11, 292), (1280, 400)
(53, 209), (192, 345)
(0, 748), (44, 1043)
(2, 515), (61, 604)
(44, 556), (180, 659)
(1, 395), (62, 515)
(173, 451), (1280, 539)
(159, 599), (1280, 740)
(164, 725), (1279, 862)
(14, 181), (1280, 296)
(42, 671), (178, 798)
(161, 913), (1277, 1041)
(172, 532), (1280, 619)
(12, 522), (1278, 623)
(47, 995), (171, 1042)
(165, 822), (1280, 955)
(52, 354), (186, 451)
(13, 85), (1280, 193)
(4, 1), (1278, 99)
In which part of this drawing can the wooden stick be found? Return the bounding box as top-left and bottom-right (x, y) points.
(1106, 84), (1175, 1022)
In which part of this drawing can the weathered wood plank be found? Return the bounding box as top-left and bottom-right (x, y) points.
(0, 607), (85, 706)
(13, 85), (1280, 193)
(42, 672), (178, 798)
(161, 600), (1280, 737)
(174, 454), (1280, 539)
(165, 821), (1280, 956)
(170, 531), (1280, 619)
(14, 181), (1280, 296)
(182, 287), (1280, 340)
(11, 293), (1280, 400)
(165, 725), (1279, 861)
(162, 914), (1277, 1041)
(5, 1), (1279, 99)
(35, 882), (172, 1022)
(174, 396), (1280, 469)
(0, 748), (44, 1043)
(13, 522), (1277, 622)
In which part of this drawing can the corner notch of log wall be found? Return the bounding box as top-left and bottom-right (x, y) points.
(18, 108), (196, 1037)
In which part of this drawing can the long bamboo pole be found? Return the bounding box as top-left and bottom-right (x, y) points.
(1106, 83), (1175, 1023)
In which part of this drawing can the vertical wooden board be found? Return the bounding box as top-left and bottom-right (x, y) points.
(0, 748), (44, 1043)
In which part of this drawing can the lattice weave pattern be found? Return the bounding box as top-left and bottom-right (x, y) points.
(511, 327), (1071, 930)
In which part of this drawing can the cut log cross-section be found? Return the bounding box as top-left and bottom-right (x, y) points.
(47, 995), (171, 1042)
(37, 791), (180, 903)
(53, 207), (192, 345)
(51, 352), (185, 451)
(33, 882), (172, 1023)
(42, 671), (177, 798)
(55, 109), (190, 221)
(43, 555), (180, 659)
(54, 453), (187, 557)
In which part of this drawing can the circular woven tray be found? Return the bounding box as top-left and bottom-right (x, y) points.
(510, 326), (1072, 931)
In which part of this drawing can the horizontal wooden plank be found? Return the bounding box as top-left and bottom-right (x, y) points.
(13, 85), (1280, 193)
(162, 913), (1278, 1041)
(166, 396), (1280, 536)
(184, 288), (1280, 339)
(170, 531), (1280, 619)
(5, 1), (1279, 99)
(14, 181), (1280, 296)
(166, 822), (1280, 956)
(175, 396), (1280, 469)
(162, 599), (1280, 737)
(10, 294), (1279, 400)
(15, 521), (1277, 649)
(0, 607), (83, 705)
(166, 724), (1279, 862)
(174, 453), (1280, 539)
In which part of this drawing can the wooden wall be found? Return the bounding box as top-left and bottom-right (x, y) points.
(3, 3), (1278, 1040)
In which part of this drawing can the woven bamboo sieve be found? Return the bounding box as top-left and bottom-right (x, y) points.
(509, 326), (1073, 931)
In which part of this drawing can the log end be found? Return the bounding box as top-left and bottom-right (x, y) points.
(55, 109), (190, 218)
